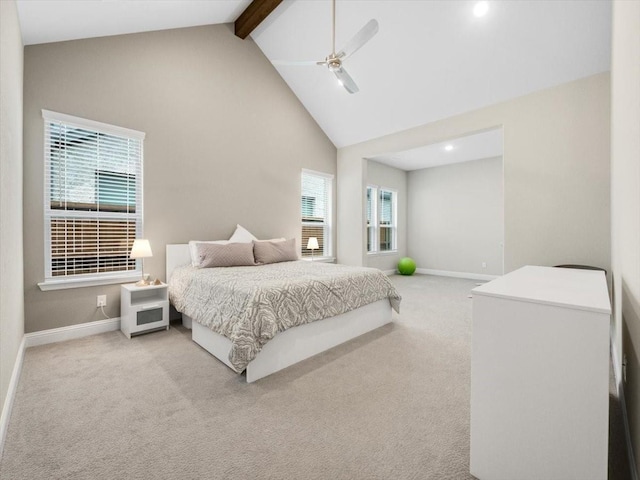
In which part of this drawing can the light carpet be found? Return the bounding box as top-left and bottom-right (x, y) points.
(0, 274), (631, 479)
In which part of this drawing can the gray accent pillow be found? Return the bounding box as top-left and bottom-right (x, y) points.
(253, 238), (298, 264)
(196, 242), (256, 268)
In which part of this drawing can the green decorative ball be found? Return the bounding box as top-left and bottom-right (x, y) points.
(397, 257), (416, 275)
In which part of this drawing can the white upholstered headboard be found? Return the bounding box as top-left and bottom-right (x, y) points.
(166, 244), (191, 282)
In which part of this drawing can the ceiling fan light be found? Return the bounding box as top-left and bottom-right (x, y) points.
(327, 58), (342, 72)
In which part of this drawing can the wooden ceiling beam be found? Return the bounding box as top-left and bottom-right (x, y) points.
(234, 0), (283, 39)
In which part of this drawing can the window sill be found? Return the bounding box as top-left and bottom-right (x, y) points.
(38, 272), (141, 291)
(367, 250), (399, 256)
(301, 256), (336, 263)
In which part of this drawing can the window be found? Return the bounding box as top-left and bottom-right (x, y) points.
(367, 186), (397, 253)
(41, 110), (145, 289)
(301, 170), (333, 258)
(366, 186), (377, 252)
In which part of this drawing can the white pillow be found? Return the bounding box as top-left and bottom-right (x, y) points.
(228, 224), (258, 243)
(255, 237), (286, 243)
(188, 240), (229, 267)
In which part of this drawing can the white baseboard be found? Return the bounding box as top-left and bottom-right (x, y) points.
(25, 317), (120, 348)
(611, 338), (639, 480)
(382, 269), (396, 276)
(415, 268), (499, 281)
(0, 337), (25, 457)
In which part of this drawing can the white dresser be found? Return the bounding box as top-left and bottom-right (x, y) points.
(470, 265), (611, 480)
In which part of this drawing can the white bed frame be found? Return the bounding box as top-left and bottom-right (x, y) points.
(166, 244), (392, 382)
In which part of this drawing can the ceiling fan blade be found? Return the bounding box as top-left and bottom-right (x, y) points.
(336, 19), (379, 59)
(333, 67), (359, 94)
(272, 60), (323, 66)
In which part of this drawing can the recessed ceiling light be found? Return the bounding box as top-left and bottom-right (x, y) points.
(445, 145), (454, 151)
(473, 1), (489, 18)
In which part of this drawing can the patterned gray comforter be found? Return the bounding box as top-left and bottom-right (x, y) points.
(169, 261), (401, 372)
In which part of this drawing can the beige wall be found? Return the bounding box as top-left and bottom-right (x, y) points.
(337, 154), (365, 266)
(338, 73), (610, 277)
(365, 160), (407, 271)
(0, 0), (25, 420)
(23, 24), (336, 333)
(408, 157), (504, 276)
(611, 0), (640, 473)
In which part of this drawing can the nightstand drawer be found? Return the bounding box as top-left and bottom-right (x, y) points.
(136, 306), (163, 326)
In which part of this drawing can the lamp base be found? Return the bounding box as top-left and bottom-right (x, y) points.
(135, 274), (151, 287)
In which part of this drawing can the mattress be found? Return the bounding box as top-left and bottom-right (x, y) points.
(169, 260), (401, 371)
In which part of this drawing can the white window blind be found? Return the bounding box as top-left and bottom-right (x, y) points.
(43, 110), (145, 283)
(367, 185), (397, 253)
(379, 188), (396, 251)
(301, 170), (333, 258)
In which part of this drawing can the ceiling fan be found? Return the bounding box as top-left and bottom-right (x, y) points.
(273, 0), (378, 94)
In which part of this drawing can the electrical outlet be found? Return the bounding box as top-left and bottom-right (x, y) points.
(623, 354), (628, 383)
(482, 262), (487, 269)
(97, 295), (107, 308)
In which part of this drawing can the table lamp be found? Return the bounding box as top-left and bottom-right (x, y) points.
(130, 239), (153, 286)
(307, 237), (319, 262)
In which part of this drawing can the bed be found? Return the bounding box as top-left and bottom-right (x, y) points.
(166, 244), (401, 382)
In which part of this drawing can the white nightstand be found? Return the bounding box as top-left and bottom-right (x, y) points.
(120, 283), (169, 339)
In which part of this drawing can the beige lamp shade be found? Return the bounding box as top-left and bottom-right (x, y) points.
(306, 237), (319, 250)
(130, 239), (153, 259)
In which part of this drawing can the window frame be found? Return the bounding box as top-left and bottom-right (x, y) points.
(301, 169), (334, 260)
(366, 186), (378, 253)
(39, 110), (146, 291)
(366, 185), (398, 255)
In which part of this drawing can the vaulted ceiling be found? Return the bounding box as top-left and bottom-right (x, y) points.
(252, 0), (611, 148)
(16, 0), (611, 151)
